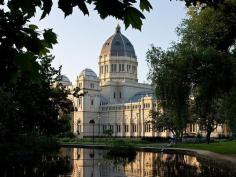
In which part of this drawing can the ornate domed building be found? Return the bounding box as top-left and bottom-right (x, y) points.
(68, 25), (227, 138)
(69, 25), (160, 138)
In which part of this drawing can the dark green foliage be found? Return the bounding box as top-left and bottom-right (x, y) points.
(184, 47), (234, 143)
(179, 1), (236, 143)
(103, 129), (113, 137)
(147, 45), (192, 138)
(147, 0), (236, 143)
(124, 7), (145, 30)
(0, 2), (76, 144)
(0, 137), (71, 177)
(183, 0), (225, 7)
(178, 3), (236, 52)
(0, 88), (19, 141)
(221, 88), (236, 137)
(0, 9), (73, 143)
(0, 55), (74, 143)
(5, 0), (153, 30)
(140, 0), (152, 11)
(41, 0), (53, 19)
(141, 136), (170, 143)
(3, 0), (226, 31)
(0, 10), (58, 84)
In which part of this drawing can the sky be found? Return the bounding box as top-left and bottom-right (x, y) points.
(31, 0), (187, 84)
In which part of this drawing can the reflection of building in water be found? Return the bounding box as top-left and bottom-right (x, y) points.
(159, 153), (201, 175)
(60, 148), (201, 177)
(61, 24), (228, 139)
(69, 148), (127, 177)
(124, 151), (157, 177)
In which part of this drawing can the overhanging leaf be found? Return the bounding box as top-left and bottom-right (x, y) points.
(124, 7), (145, 30)
(7, 0), (41, 18)
(43, 29), (58, 45)
(77, 0), (89, 15)
(58, 0), (73, 17)
(29, 24), (39, 30)
(41, 0), (53, 19)
(15, 53), (41, 81)
(140, 0), (152, 12)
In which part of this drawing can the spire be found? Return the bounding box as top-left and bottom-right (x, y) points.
(116, 23), (121, 33)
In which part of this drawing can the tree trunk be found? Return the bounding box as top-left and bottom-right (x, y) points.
(179, 131), (183, 142)
(206, 130), (211, 144)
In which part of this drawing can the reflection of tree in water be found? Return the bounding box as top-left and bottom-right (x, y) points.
(154, 154), (199, 177)
(104, 147), (137, 167)
(0, 151), (71, 177)
(153, 153), (235, 177)
(198, 160), (236, 177)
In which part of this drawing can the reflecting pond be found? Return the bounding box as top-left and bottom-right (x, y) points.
(1, 147), (236, 177)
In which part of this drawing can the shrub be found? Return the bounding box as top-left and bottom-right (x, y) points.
(103, 129), (113, 137)
(141, 137), (169, 143)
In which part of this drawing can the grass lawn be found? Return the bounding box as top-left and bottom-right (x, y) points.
(58, 137), (236, 154)
(58, 137), (165, 148)
(174, 140), (236, 154)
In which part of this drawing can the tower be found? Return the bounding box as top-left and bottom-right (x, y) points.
(74, 68), (100, 137)
(98, 25), (141, 103)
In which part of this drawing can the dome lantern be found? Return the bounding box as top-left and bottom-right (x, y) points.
(116, 24), (121, 33)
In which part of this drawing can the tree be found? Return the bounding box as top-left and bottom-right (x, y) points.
(0, 54), (75, 142)
(178, 2), (236, 52)
(147, 0), (236, 143)
(0, 10), (58, 85)
(0, 7), (77, 142)
(149, 109), (180, 138)
(221, 87), (236, 138)
(178, 1), (236, 143)
(0, 88), (19, 142)
(146, 45), (192, 139)
(189, 48), (233, 143)
(146, 47), (233, 144)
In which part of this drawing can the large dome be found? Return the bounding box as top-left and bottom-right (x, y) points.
(100, 25), (136, 58)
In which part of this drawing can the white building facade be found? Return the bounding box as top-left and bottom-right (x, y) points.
(65, 25), (227, 138)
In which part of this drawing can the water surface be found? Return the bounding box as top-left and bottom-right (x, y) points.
(1, 147), (235, 177)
